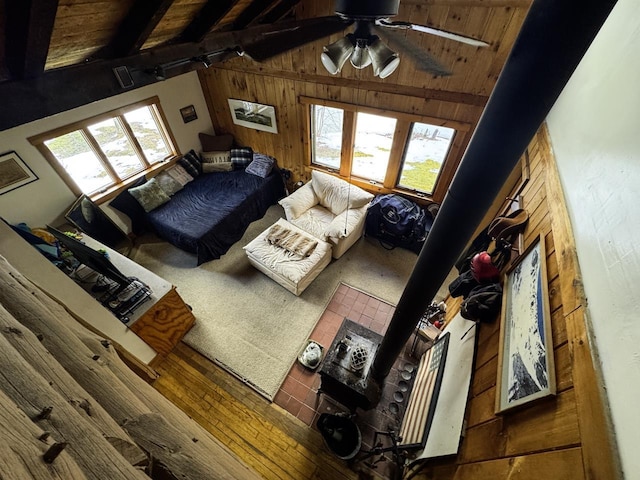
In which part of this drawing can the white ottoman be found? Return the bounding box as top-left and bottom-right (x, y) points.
(244, 218), (332, 296)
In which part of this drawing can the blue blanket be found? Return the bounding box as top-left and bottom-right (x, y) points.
(147, 170), (284, 265)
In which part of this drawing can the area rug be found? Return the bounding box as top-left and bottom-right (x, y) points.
(132, 205), (417, 400)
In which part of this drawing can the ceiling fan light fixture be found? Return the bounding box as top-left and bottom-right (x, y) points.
(368, 38), (400, 78)
(321, 36), (354, 75)
(350, 38), (372, 69)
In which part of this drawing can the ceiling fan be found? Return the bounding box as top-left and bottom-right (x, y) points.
(242, 0), (489, 78)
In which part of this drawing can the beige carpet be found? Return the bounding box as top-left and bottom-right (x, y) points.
(132, 205), (418, 399)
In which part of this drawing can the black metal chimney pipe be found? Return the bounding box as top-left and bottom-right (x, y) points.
(371, 0), (618, 382)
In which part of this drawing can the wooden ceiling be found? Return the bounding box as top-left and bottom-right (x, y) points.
(0, 0), (532, 130)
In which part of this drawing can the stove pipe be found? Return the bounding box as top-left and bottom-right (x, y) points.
(371, 0), (618, 382)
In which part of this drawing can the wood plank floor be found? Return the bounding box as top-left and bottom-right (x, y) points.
(152, 342), (363, 480)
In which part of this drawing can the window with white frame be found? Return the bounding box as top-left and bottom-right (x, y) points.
(30, 97), (177, 198)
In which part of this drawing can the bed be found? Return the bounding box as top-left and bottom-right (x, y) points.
(109, 164), (285, 266)
(147, 169), (285, 265)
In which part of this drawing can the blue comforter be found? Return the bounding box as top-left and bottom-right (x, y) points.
(147, 170), (284, 265)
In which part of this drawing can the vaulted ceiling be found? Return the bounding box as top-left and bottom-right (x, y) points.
(0, 0), (532, 131)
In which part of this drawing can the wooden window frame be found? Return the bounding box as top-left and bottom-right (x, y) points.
(301, 96), (471, 203)
(29, 96), (179, 203)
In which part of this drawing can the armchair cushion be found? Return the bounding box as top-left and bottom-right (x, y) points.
(278, 182), (319, 220)
(324, 206), (368, 239)
(311, 170), (373, 215)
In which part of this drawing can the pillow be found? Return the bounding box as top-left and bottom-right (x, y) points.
(202, 162), (234, 173)
(311, 170), (374, 215)
(154, 171), (183, 196)
(109, 177), (149, 234)
(201, 150), (231, 164)
(245, 153), (275, 178)
(230, 147), (254, 169)
(177, 150), (201, 177)
(128, 177), (171, 213)
(199, 133), (234, 152)
(166, 164), (194, 186)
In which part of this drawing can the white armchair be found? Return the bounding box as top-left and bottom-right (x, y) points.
(278, 170), (374, 259)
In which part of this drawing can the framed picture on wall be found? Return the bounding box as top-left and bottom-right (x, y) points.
(496, 233), (556, 414)
(0, 151), (39, 195)
(228, 99), (278, 134)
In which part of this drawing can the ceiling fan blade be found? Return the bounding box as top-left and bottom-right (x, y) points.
(377, 19), (489, 48)
(242, 16), (352, 62)
(372, 26), (451, 77)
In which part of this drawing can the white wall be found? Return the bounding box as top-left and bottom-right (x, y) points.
(0, 71), (213, 227)
(546, 0), (640, 477)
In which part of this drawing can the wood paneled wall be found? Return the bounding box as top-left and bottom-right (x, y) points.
(199, 63), (485, 199)
(410, 126), (618, 480)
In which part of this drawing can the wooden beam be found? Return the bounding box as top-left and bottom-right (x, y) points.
(100, 0), (175, 58)
(4, 0), (59, 79)
(260, 0), (302, 23)
(179, 0), (240, 43)
(227, 64), (489, 107)
(233, 0), (279, 29)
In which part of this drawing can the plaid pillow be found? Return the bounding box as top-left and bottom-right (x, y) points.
(178, 149), (201, 177)
(230, 147), (254, 169)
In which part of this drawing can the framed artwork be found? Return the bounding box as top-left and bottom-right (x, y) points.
(0, 151), (38, 195)
(228, 99), (278, 134)
(496, 233), (555, 414)
(180, 105), (198, 123)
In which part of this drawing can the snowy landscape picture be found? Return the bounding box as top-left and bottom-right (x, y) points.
(497, 234), (556, 413)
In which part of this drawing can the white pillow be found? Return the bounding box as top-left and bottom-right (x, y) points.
(201, 150), (231, 164)
(166, 164), (194, 186)
(202, 162), (233, 173)
(279, 182), (318, 220)
(311, 170), (373, 215)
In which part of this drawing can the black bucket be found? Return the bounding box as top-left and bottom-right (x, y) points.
(316, 413), (362, 460)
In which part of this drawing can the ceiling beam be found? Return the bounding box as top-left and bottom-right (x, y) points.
(4, 0), (59, 79)
(99, 0), (175, 58)
(178, 0), (240, 43)
(259, 0), (302, 23)
(0, 17), (332, 131)
(232, 0), (280, 29)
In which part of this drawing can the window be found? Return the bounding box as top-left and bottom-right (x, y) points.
(311, 105), (343, 169)
(31, 97), (177, 199)
(352, 112), (397, 183)
(306, 97), (464, 201)
(398, 122), (455, 194)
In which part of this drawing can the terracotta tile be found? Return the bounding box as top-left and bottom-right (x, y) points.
(334, 290), (346, 305)
(337, 283), (349, 295)
(356, 291), (370, 302)
(336, 303), (350, 317)
(297, 404), (317, 426)
(344, 288), (359, 301)
(374, 308), (389, 324)
(291, 379), (310, 402)
(363, 304), (378, 319)
(370, 319), (387, 335)
(286, 397), (303, 417)
(280, 376), (298, 396)
(289, 364), (305, 381)
(367, 296), (381, 308)
(327, 299), (342, 314)
(274, 389), (291, 409)
(298, 369), (317, 387)
(351, 300), (367, 315)
(378, 302), (392, 314)
(304, 387), (320, 407)
(359, 315), (374, 328)
(341, 293), (357, 308)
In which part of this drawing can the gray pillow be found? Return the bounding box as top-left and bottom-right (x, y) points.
(202, 162), (233, 173)
(154, 171), (183, 196)
(245, 153), (275, 178)
(129, 177), (171, 212)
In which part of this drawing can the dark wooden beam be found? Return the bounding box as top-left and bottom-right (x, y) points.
(260, 0), (302, 23)
(100, 0), (175, 58)
(178, 0), (240, 43)
(0, 17), (331, 131)
(233, 0), (279, 29)
(5, 0), (59, 79)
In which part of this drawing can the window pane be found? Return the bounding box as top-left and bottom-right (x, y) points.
(124, 106), (171, 164)
(88, 118), (144, 179)
(311, 105), (343, 169)
(352, 112), (396, 182)
(398, 123), (455, 194)
(45, 131), (112, 194)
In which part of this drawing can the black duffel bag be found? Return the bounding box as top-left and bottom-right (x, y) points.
(365, 194), (433, 254)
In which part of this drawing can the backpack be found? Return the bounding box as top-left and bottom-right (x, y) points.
(365, 194), (433, 253)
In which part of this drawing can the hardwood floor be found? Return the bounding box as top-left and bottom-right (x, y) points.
(152, 342), (363, 480)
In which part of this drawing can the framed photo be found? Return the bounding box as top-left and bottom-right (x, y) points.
(180, 105), (198, 123)
(496, 233), (555, 414)
(0, 151), (38, 195)
(227, 99), (278, 134)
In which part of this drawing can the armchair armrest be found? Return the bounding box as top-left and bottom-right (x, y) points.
(324, 205), (369, 239)
(278, 182), (319, 221)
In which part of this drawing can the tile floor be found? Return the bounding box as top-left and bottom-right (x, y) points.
(274, 283), (432, 478)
